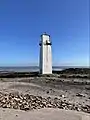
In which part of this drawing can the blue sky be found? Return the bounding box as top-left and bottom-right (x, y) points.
(0, 0), (89, 66)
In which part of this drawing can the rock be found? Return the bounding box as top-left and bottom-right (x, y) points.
(2, 104), (7, 108)
(7, 104), (11, 108)
(24, 105), (30, 111)
(60, 95), (65, 98)
(46, 91), (49, 94)
(58, 106), (64, 109)
(20, 104), (25, 110)
(47, 104), (52, 108)
(2, 99), (6, 103)
(62, 103), (67, 107)
(0, 92), (89, 113)
(76, 93), (85, 97)
(77, 108), (81, 111)
(13, 104), (19, 109)
(85, 87), (90, 90)
(13, 97), (20, 102)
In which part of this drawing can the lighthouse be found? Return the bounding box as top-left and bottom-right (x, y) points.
(39, 33), (52, 74)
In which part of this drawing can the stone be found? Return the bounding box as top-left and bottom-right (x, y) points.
(24, 105), (30, 111)
(47, 104), (52, 108)
(60, 95), (65, 98)
(46, 91), (49, 94)
(20, 104), (25, 110)
(7, 104), (11, 108)
(76, 93), (85, 97)
(0, 92), (89, 113)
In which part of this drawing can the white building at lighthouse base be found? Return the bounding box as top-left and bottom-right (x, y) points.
(39, 33), (52, 74)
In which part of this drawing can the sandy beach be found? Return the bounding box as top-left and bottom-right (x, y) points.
(0, 108), (90, 120)
(0, 71), (90, 120)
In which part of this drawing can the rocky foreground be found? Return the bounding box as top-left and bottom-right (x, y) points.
(0, 92), (90, 114)
(0, 68), (90, 116)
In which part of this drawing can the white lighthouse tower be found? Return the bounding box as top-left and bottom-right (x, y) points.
(39, 33), (52, 74)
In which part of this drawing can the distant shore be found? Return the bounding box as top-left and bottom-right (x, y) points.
(0, 68), (90, 78)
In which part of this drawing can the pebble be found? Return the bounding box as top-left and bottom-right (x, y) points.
(16, 115), (18, 117)
(76, 93), (85, 97)
(60, 95), (65, 98)
(0, 92), (90, 113)
(46, 91), (49, 94)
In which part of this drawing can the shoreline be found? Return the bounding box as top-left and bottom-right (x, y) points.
(0, 68), (90, 78)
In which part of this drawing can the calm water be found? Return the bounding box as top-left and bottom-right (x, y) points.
(0, 66), (63, 72)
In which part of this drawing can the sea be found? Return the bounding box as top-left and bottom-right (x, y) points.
(0, 66), (86, 72)
(0, 66), (64, 72)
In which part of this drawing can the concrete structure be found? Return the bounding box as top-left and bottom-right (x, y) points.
(39, 33), (52, 74)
